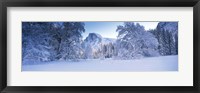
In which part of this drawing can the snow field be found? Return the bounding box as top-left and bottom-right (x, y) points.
(22, 55), (178, 71)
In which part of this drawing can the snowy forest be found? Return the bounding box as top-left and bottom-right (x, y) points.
(22, 22), (178, 71)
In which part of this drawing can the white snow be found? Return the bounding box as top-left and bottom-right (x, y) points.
(22, 55), (178, 71)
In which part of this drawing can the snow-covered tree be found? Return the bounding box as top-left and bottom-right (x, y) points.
(56, 22), (85, 60)
(22, 22), (85, 63)
(115, 22), (159, 59)
(22, 22), (57, 63)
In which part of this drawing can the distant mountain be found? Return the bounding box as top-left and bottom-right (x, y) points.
(82, 33), (116, 59)
(84, 33), (116, 45)
(84, 33), (102, 44)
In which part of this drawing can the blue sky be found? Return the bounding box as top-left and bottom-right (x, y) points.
(83, 22), (159, 39)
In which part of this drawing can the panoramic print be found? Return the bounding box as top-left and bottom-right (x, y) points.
(22, 22), (178, 71)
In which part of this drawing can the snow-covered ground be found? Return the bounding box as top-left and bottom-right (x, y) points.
(22, 55), (178, 71)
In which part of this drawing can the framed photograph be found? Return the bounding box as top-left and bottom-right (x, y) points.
(0, 0), (199, 93)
